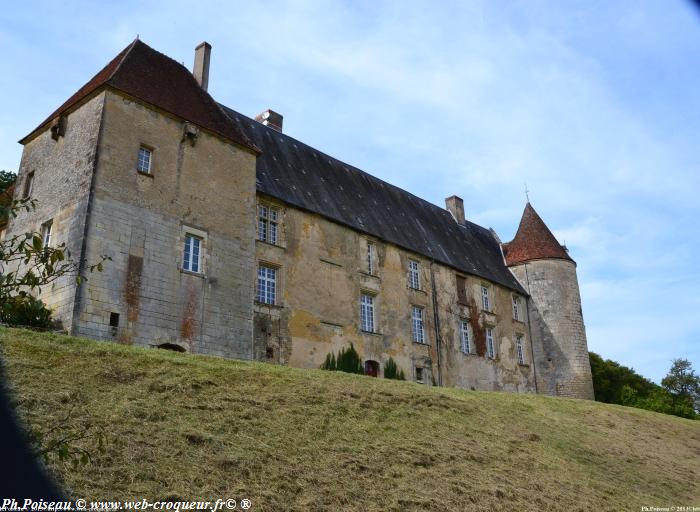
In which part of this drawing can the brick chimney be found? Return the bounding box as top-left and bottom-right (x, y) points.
(193, 42), (211, 91)
(445, 195), (466, 225)
(255, 109), (283, 132)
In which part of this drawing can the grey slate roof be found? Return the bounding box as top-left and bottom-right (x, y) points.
(220, 104), (526, 295)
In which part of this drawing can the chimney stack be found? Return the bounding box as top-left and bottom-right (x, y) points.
(255, 109), (283, 132)
(193, 42), (211, 91)
(445, 195), (466, 225)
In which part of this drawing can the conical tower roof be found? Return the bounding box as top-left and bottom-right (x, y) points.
(502, 203), (573, 266)
(20, 39), (257, 152)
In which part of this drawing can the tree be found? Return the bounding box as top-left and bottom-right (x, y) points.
(0, 170), (17, 227)
(0, 198), (109, 327)
(662, 359), (700, 414)
(589, 352), (657, 404)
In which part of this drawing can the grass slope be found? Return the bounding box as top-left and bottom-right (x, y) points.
(1, 328), (699, 511)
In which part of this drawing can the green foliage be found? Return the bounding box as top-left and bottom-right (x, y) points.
(589, 352), (657, 404)
(591, 352), (698, 420)
(0, 199), (110, 322)
(320, 343), (364, 374)
(0, 170), (16, 193)
(0, 294), (53, 328)
(383, 357), (406, 380)
(661, 359), (700, 415)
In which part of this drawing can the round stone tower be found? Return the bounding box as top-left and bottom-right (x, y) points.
(503, 203), (594, 399)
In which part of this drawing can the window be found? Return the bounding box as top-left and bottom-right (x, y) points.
(481, 285), (491, 312)
(109, 312), (120, 336)
(516, 334), (526, 365)
(411, 306), (425, 344)
(364, 360), (379, 377)
(408, 260), (420, 290)
(360, 293), (375, 332)
(136, 146), (152, 174)
(23, 171), (34, 198)
(415, 367), (424, 383)
(486, 327), (496, 359)
(41, 220), (52, 248)
(257, 265), (277, 304)
(512, 296), (522, 321)
(366, 242), (375, 274)
(183, 234), (202, 273)
(459, 319), (471, 354)
(258, 204), (279, 244)
(456, 275), (467, 303)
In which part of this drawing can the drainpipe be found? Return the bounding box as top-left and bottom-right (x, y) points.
(429, 260), (443, 387)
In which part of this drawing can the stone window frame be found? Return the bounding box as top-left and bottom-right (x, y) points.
(486, 326), (497, 359)
(180, 225), (208, 276)
(512, 295), (522, 321)
(136, 144), (154, 175)
(408, 259), (421, 290)
(516, 333), (526, 365)
(22, 171), (35, 199)
(459, 317), (471, 354)
(411, 305), (426, 344)
(481, 284), (491, 312)
(256, 263), (279, 305)
(360, 291), (377, 333)
(41, 219), (53, 249)
(257, 202), (280, 245)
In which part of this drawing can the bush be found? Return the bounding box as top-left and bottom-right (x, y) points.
(0, 294), (53, 328)
(320, 344), (364, 375)
(383, 357), (405, 380)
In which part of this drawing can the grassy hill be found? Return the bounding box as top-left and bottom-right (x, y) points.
(1, 328), (699, 511)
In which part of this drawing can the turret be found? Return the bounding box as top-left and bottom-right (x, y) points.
(503, 203), (594, 399)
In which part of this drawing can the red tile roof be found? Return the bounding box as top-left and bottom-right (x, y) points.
(502, 203), (573, 266)
(20, 39), (258, 152)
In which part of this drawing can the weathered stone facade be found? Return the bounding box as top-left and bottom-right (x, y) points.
(5, 39), (594, 399)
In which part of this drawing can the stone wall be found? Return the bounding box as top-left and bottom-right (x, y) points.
(71, 90), (258, 358)
(509, 259), (594, 399)
(254, 195), (536, 392)
(5, 93), (106, 330)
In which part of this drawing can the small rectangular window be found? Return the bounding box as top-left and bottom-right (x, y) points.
(41, 220), (52, 248)
(516, 334), (526, 364)
(23, 171), (34, 198)
(486, 327), (496, 359)
(258, 204), (279, 244)
(183, 234), (202, 273)
(109, 312), (120, 336)
(360, 293), (375, 333)
(137, 146), (152, 174)
(408, 260), (420, 290)
(481, 285), (491, 312)
(257, 265), (277, 304)
(512, 296), (521, 321)
(411, 306), (425, 344)
(459, 319), (471, 354)
(415, 367), (424, 383)
(366, 242), (375, 275)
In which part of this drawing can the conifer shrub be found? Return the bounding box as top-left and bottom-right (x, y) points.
(320, 344), (364, 374)
(383, 357), (406, 380)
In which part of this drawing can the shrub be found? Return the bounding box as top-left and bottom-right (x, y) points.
(383, 357), (405, 380)
(320, 344), (364, 375)
(0, 294), (53, 329)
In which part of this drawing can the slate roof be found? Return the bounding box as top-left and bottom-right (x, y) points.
(220, 105), (527, 294)
(20, 40), (257, 152)
(502, 203), (573, 266)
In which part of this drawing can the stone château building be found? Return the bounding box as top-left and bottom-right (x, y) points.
(6, 40), (594, 399)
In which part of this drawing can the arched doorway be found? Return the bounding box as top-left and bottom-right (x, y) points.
(364, 360), (379, 377)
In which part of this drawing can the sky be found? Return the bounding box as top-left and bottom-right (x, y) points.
(1, 0), (699, 383)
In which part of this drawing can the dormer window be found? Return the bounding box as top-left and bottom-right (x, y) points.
(136, 146), (152, 174)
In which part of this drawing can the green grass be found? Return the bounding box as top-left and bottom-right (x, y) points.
(1, 327), (699, 511)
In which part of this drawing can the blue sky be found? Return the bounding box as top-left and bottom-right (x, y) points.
(1, 1), (699, 383)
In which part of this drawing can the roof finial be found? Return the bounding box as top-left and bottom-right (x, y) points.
(136, 34), (139, 40)
(524, 182), (530, 203)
